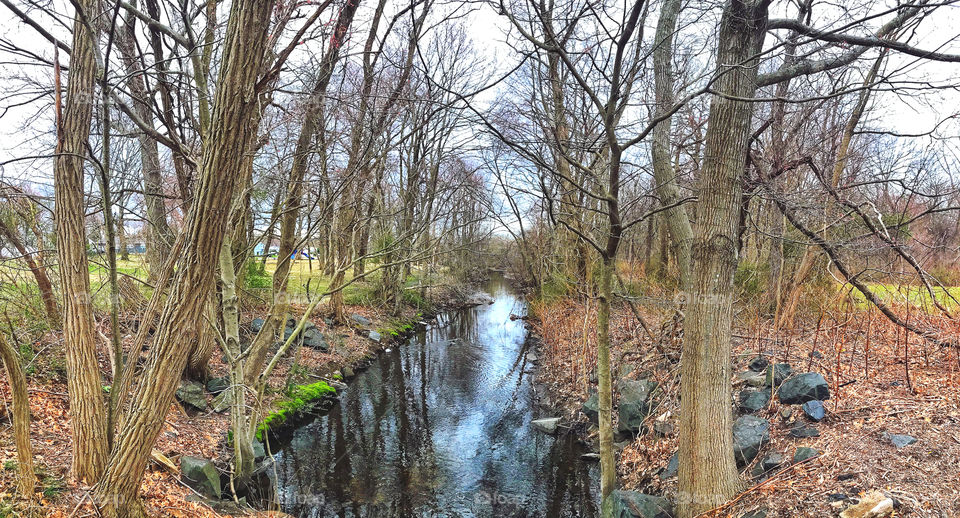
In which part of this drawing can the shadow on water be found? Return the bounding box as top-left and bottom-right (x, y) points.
(270, 275), (599, 517)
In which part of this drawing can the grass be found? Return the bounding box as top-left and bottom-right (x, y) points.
(847, 282), (960, 311)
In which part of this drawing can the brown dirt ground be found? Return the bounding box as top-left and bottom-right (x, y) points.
(530, 297), (960, 517)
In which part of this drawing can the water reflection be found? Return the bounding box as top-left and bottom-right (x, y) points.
(273, 277), (599, 517)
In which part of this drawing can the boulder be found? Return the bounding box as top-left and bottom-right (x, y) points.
(733, 415), (770, 467)
(206, 376), (230, 395)
(302, 327), (328, 351)
(839, 490), (894, 518)
(607, 490), (673, 518)
(342, 366), (356, 378)
(748, 356), (770, 373)
(526, 352), (539, 363)
(738, 389), (771, 414)
(181, 456), (221, 498)
(788, 423), (820, 438)
(793, 447), (820, 462)
(617, 378), (660, 434)
(350, 313), (372, 327)
(802, 400), (826, 421)
(778, 373), (830, 404)
(751, 452), (785, 477)
(176, 381), (207, 411)
(532, 417), (562, 435)
(250, 318), (265, 333)
(368, 330), (383, 343)
(765, 363), (792, 386)
(881, 432), (917, 449)
(659, 452), (678, 480)
(582, 391), (599, 423)
(251, 440), (266, 460)
(736, 370), (768, 388)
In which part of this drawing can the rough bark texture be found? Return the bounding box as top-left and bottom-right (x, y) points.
(0, 332), (37, 499)
(54, 0), (109, 483)
(678, 2), (768, 516)
(650, 0), (692, 285)
(92, 1), (275, 514)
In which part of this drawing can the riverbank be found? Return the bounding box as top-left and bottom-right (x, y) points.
(527, 296), (960, 517)
(0, 279), (488, 517)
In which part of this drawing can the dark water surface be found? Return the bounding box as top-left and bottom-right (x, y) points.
(272, 277), (599, 517)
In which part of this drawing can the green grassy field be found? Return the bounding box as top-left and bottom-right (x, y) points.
(847, 282), (960, 310)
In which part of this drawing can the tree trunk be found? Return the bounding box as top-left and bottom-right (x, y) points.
(0, 219), (60, 324)
(0, 332), (36, 500)
(677, 2), (768, 516)
(92, 2), (275, 514)
(596, 255), (615, 517)
(53, 0), (108, 484)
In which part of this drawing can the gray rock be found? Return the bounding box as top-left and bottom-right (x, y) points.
(607, 490), (673, 518)
(748, 356), (770, 373)
(368, 330), (382, 343)
(302, 327), (328, 351)
(789, 423), (820, 438)
(802, 400), (826, 421)
(323, 317), (335, 326)
(882, 432), (917, 449)
(250, 318), (265, 333)
(765, 363), (793, 386)
(617, 378), (660, 434)
(212, 390), (231, 413)
(737, 370), (768, 388)
(582, 391), (599, 423)
(653, 420), (675, 437)
(350, 313), (372, 327)
(532, 417), (562, 435)
(739, 509), (768, 518)
(659, 452), (678, 480)
(526, 352), (539, 363)
(176, 381), (207, 411)
(738, 389), (771, 414)
(793, 447), (820, 462)
(181, 456), (221, 498)
(251, 440), (266, 460)
(751, 452), (785, 477)
(733, 415), (770, 467)
(778, 373), (830, 404)
(206, 376), (229, 395)
(342, 366), (355, 378)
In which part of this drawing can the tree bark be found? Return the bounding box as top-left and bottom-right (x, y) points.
(92, 1), (275, 514)
(677, 2), (768, 516)
(0, 218), (60, 324)
(0, 332), (37, 500)
(53, 0), (109, 484)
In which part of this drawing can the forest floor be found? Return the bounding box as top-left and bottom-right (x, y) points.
(530, 296), (960, 517)
(0, 265), (478, 517)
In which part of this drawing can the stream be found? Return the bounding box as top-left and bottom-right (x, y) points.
(270, 276), (599, 517)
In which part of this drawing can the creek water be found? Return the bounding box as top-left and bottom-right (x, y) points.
(270, 276), (599, 517)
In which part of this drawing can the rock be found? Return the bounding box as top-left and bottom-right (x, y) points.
(751, 452), (785, 477)
(617, 378), (660, 434)
(778, 372), (830, 404)
(176, 381), (208, 411)
(302, 327), (328, 351)
(788, 423), (820, 438)
(206, 376), (229, 395)
(659, 452), (678, 480)
(526, 352), (539, 363)
(780, 407), (794, 420)
(736, 370), (765, 388)
(733, 415), (770, 467)
(765, 363), (793, 386)
(251, 440), (266, 460)
(181, 456), (221, 498)
(368, 330), (383, 343)
(748, 356), (770, 373)
(532, 417), (562, 435)
(342, 366), (355, 378)
(582, 391), (599, 423)
(618, 363), (635, 378)
(739, 509), (768, 518)
(607, 490), (673, 518)
(212, 390), (231, 413)
(653, 420), (675, 437)
(323, 317), (335, 326)
(802, 400), (826, 421)
(580, 452), (601, 461)
(881, 432), (917, 449)
(839, 490), (894, 518)
(250, 318), (265, 333)
(793, 447), (820, 462)
(738, 389), (771, 414)
(350, 313), (372, 327)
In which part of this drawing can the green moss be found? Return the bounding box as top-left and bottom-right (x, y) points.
(255, 381), (336, 441)
(377, 316), (417, 338)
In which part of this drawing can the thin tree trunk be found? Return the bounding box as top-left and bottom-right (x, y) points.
(0, 220), (59, 324)
(0, 332), (36, 500)
(53, 0), (108, 483)
(677, 2), (768, 516)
